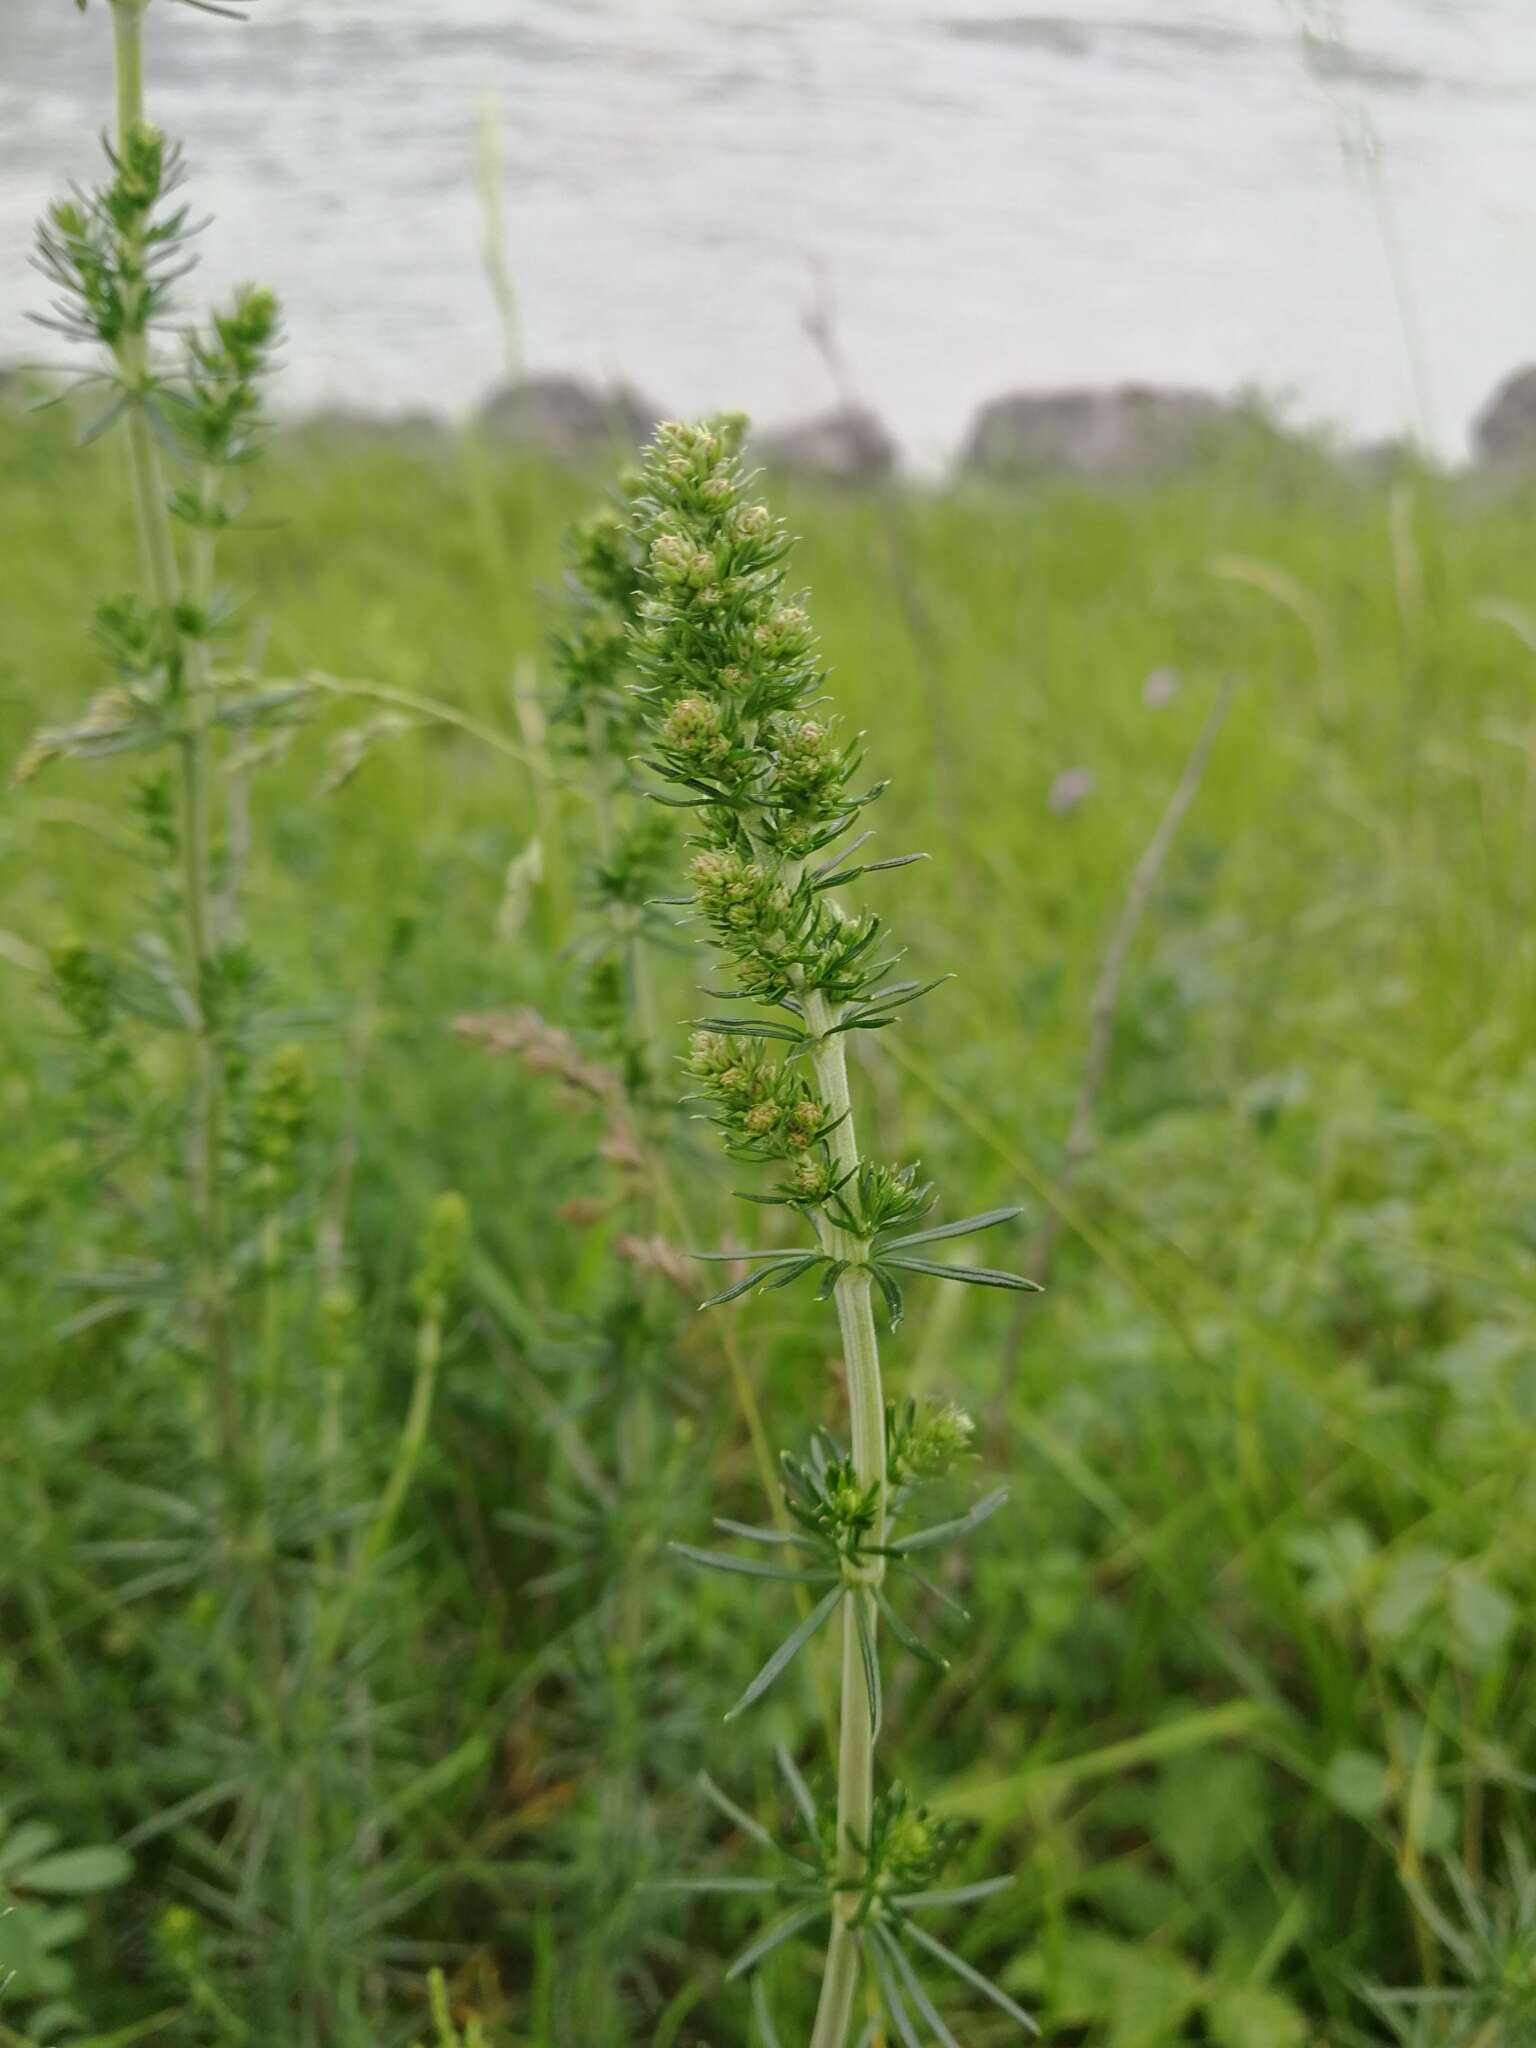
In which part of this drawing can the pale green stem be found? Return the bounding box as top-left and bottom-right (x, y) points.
(110, 1), (181, 623)
(110, 0), (238, 1484)
(803, 987), (886, 2048)
(582, 710), (650, 1044)
(359, 1304), (444, 1573)
(580, 711), (655, 1657)
(627, 924), (660, 1081)
(254, 1189), (282, 1506)
(312, 1305), (444, 1678)
(183, 463), (232, 1413)
(315, 994), (371, 1577)
(580, 699), (664, 1103)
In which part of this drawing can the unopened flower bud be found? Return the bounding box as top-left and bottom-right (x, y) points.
(412, 1189), (469, 1318)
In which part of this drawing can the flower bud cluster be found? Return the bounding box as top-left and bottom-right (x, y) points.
(245, 1041), (315, 1183)
(627, 419), (946, 1247)
(850, 1161), (935, 1233)
(863, 1782), (957, 1901)
(411, 1189), (469, 1323)
(686, 1029), (833, 1165)
(685, 844), (883, 1010)
(688, 847), (787, 947)
(766, 711), (851, 810)
(782, 1430), (882, 1560)
(886, 1397), (976, 1491)
(630, 418), (871, 856)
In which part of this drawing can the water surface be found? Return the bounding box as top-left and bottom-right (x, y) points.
(2, 0), (1532, 462)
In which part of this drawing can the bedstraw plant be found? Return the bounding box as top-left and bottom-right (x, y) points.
(450, 487), (715, 2039)
(628, 416), (1039, 2045)
(14, 4), (471, 2038)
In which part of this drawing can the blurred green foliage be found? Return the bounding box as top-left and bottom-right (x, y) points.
(3, 390), (1535, 2043)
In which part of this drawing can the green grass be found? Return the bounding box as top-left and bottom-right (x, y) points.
(4, 388), (1536, 2045)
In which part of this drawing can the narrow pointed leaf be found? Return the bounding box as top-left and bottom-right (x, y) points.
(671, 1541), (836, 1584)
(872, 1264), (905, 1331)
(811, 828), (875, 877)
(752, 1976), (785, 2048)
(714, 1518), (812, 1548)
(78, 393), (131, 445)
(879, 1206), (1024, 1252)
(774, 1743), (820, 1841)
(901, 1920), (1041, 2034)
(881, 1255), (1040, 1291)
(834, 974), (953, 1025)
(725, 1901), (828, 1980)
(700, 1263), (809, 1309)
(815, 850), (926, 889)
(875, 1587), (950, 1671)
(883, 1487), (1009, 1556)
(697, 1773), (781, 1856)
(650, 1877), (784, 1895)
(853, 1590), (883, 1737)
(876, 1925), (962, 2048)
(724, 1585), (844, 1721)
(760, 1254), (827, 1294)
(498, 1510), (585, 1549)
(894, 1875), (1016, 1910)
(692, 1247), (808, 1264)
(897, 1561), (971, 1621)
(815, 1260), (846, 1302)
(868, 1932), (924, 2048)
(697, 1016), (807, 1043)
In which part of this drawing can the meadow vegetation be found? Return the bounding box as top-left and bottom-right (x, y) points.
(6, 371), (1536, 2043)
(2, 19), (1535, 2030)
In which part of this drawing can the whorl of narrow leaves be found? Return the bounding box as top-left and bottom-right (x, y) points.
(179, 283), (281, 474)
(33, 124), (188, 352)
(18, 112), (284, 788)
(29, 84), (281, 479)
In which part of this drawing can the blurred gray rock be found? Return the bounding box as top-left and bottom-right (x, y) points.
(755, 405), (897, 484)
(1344, 435), (1416, 486)
(477, 374), (659, 462)
(962, 383), (1238, 483)
(1474, 366), (1536, 469)
(289, 406), (447, 448)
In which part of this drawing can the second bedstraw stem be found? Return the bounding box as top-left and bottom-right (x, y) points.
(630, 417), (1041, 2045)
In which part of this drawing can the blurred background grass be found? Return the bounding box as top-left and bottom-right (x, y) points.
(4, 391), (1536, 2044)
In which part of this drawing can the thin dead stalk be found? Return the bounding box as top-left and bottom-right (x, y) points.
(995, 675), (1238, 1415)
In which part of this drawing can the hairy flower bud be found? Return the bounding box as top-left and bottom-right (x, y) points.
(249, 1041), (315, 1173)
(412, 1189), (469, 1320)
